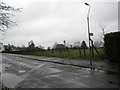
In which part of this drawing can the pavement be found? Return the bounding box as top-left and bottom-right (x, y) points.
(1, 53), (120, 88)
(10, 53), (120, 75)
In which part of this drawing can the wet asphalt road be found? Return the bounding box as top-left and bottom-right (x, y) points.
(0, 53), (120, 88)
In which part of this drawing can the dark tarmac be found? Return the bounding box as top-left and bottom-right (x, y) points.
(0, 53), (120, 88)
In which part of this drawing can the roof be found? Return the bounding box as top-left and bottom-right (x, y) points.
(55, 44), (66, 49)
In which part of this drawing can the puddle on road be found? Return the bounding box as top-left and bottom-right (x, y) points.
(49, 68), (62, 73)
(2, 73), (24, 88)
(18, 70), (26, 73)
(19, 62), (30, 67)
(81, 67), (105, 72)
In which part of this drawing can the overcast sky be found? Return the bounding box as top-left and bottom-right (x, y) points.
(1, 0), (119, 48)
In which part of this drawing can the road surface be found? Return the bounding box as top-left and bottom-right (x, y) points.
(0, 53), (120, 88)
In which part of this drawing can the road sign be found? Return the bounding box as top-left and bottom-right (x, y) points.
(89, 33), (93, 36)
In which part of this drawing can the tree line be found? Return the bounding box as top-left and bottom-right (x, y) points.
(3, 40), (88, 52)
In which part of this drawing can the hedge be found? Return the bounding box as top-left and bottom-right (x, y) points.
(104, 32), (120, 62)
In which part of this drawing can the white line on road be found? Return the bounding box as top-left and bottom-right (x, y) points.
(22, 63), (46, 76)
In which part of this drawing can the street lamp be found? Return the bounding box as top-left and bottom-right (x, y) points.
(85, 3), (89, 6)
(85, 3), (92, 65)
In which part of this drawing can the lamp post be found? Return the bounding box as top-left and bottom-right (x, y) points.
(85, 3), (92, 65)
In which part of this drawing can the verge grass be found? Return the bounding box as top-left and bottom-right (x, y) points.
(24, 48), (105, 60)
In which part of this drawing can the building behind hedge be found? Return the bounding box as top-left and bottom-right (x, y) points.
(104, 32), (120, 62)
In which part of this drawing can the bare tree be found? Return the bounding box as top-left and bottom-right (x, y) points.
(38, 45), (44, 50)
(73, 41), (81, 49)
(81, 41), (88, 57)
(0, 1), (21, 32)
(63, 40), (66, 46)
(99, 24), (107, 40)
(28, 40), (35, 51)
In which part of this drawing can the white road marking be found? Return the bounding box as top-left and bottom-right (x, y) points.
(22, 63), (46, 76)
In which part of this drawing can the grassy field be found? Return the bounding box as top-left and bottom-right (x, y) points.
(24, 48), (106, 60)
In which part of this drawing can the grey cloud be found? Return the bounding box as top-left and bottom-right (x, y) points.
(3, 1), (118, 48)
(91, 2), (118, 24)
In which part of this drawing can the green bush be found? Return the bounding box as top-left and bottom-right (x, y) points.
(104, 32), (120, 62)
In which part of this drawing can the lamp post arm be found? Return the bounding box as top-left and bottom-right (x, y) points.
(87, 5), (91, 18)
